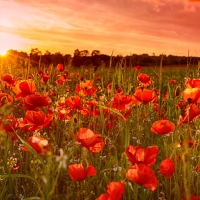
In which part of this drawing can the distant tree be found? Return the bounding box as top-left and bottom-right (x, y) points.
(74, 49), (80, 57)
(91, 50), (100, 56)
(52, 52), (64, 67)
(45, 50), (51, 56)
(72, 49), (81, 67)
(42, 51), (52, 67)
(129, 54), (139, 67)
(29, 48), (42, 68)
(80, 50), (89, 57)
(30, 48), (41, 55)
(99, 54), (110, 67)
(63, 54), (72, 67)
(83, 58), (93, 67)
(114, 54), (124, 67)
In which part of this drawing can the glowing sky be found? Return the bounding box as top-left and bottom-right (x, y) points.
(1, 0), (200, 56)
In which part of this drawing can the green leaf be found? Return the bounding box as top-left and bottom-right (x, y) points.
(1, 174), (36, 183)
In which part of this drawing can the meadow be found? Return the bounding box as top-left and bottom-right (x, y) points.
(0, 55), (200, 200)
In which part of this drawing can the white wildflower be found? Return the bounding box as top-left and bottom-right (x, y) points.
(56, 148), (67, 169)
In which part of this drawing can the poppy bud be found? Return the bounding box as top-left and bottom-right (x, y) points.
(74, 117), (78, 123)
(1, 96), (7, 104)
(187, 98), (192, 104)
(174, 86), (181, 97)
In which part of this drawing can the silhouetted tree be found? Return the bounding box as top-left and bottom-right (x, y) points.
(80, 50), (89, 57)
(72, 49), (82, 67)
(4, 48), (195, 69)
(91, 50), (100, 56)
(42, 51), (52, 67)
(30, 48), (42, 68)
(63, 54), (72, 67)
(52, 52), (64, 66)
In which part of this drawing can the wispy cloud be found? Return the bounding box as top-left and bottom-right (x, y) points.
(0, 0), (200, 55)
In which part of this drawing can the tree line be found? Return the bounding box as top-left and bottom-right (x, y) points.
(2, 48), (199, 69)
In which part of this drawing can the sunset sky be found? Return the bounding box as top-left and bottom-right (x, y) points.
(1, 0), (200, 56)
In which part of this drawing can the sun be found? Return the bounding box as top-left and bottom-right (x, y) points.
(0, 47), (8, 56)
(0, 32), (25, 56)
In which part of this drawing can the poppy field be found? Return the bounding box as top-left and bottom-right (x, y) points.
(0, 59), (200, 200)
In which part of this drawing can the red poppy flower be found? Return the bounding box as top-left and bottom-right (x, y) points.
(19, 110), (53, 131)
(137, 73), (152, 87)
(185, 79), (200, 88)
(182, 88), (200, 103)
(107, 83), (123, 94)
(182, 194), (200, 200)
(75, 80), (98, 96)
(72, 128), (104, 153)
(135, 65), (142, 70)
(0, 92), (13, 107)
(87, 107), (100, 118)
(176, 100), (187, 110)
(10, 162), (20, 172)
(103, 108), (116, 121)
(27, 74), (33, 79)
(194, 165), (200, 172)
(163, 91), (169, 101)
(132, 95), (141, 105)
(38, 70), (44, 76)
(3, 115), (18, 132)
(55, 74), (68, 85)
(96, 181), (125, 200)
(126, 164), (158, 191)
(106, 121), (114, 130)
(178, 103), (200, 126)
(108, 94), (132, 110)
(1, 74), (15, 85)
(22, 136), (49, 155)
(57, 63), (64, 72)
(64, 96), (90, 117)
(126, 145), (159, 167)
(150, 120), (175, 135)
(180, 139), (197, 148)
(78, 107), (90, 117)
(24, 93), (51, 110)
(57, 107), (72, 121)
(12, 80), (36, 100)
(65, 96), (83, 110)
(68, 163), (96, 181)
(85, 99), (98, 107)
(169, 79), (176, 84)
(41, 73), (50, 83)
(133, 88), (157, 104)
(158, 158), (175, 178)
